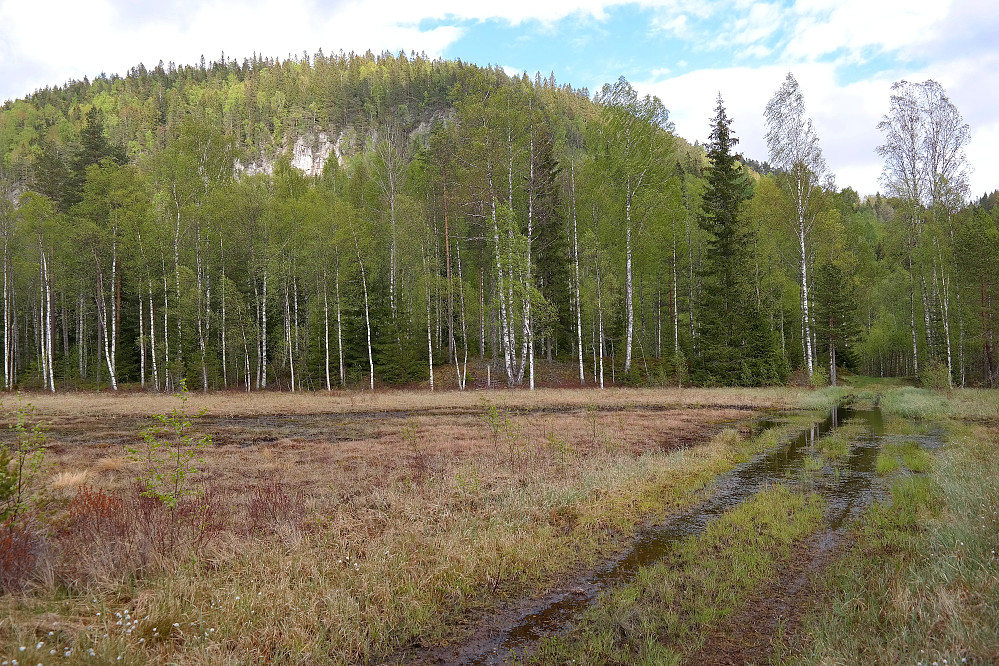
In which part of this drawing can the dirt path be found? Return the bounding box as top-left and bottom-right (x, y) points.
(688, 528), (849, 665)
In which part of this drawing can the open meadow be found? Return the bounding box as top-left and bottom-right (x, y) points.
(0, 385), (997, 665)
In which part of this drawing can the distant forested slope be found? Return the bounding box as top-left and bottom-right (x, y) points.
(0, 51), (995, 391)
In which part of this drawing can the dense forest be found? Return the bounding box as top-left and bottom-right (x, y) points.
(0, 51), (995, 391)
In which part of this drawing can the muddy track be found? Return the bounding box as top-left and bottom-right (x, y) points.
(382, 405), (906, 666)
(689, 528), (850, 665)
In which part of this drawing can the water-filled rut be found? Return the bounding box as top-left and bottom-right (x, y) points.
(414, 404), (910, 665)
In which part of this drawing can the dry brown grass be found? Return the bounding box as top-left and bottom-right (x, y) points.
(48, 469), (90, 490)
(14, 385), (808, 419)
(0, 389), (804, 665)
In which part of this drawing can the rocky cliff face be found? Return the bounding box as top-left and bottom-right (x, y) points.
(234, 112), (448, 178)
(236, 128), (342, 178)
(290, 131), (336, 176)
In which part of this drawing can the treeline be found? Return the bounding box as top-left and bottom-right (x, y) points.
(0, 51), (996, 391)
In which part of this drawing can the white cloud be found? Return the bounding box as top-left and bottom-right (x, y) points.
(783, 0), (951, 61)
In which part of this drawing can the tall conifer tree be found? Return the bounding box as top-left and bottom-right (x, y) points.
(695, 94), (784, 385)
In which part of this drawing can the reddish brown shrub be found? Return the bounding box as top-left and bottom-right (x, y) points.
(247, 480), (305, 534)
(58, 483), (233, 587)
(0, 518), (46, 593)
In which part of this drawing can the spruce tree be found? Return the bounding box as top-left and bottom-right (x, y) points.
(813, 259), (860, 386)
(694, 94), (784, 385)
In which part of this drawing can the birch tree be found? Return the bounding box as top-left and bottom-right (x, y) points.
(765, 72), (830, 378)
(595, 77), (674, 373)
(877, 79), (970, 382)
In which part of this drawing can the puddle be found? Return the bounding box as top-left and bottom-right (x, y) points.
(421, 404), (916, 666)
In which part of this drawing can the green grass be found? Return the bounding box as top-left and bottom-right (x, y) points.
(532, 485), (825, 665)
(876, 440), (935, 477)
(813, 423), (866, 462)
(875, 452), (900, 476)
(782, 421), (999, 665)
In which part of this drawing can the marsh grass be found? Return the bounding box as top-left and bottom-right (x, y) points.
(0, 397), (796, 665)
(532, 485), (825, 665)
(784, 421), (999, 665)
(875, 440), (936, 478)
(813, 422), (865, 462)
(875, 453), (900, 476)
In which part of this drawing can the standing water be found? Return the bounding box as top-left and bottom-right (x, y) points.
(424, 404), (892, 665)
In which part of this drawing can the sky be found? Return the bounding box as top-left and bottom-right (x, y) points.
(1, 0), (995, 198)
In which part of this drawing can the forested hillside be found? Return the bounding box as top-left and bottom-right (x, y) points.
(0, 51), (995, 391)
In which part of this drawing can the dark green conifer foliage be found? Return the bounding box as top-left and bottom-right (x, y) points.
(813, 259), (860, 385)
(694, 95), (784, 385)
(64, 107), (127, 210)
(531, 124), (569, 358)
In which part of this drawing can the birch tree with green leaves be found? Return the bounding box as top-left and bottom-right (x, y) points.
(765, 72), (831, 378)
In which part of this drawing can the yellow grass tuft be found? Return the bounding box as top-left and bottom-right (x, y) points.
(94, 455), (129, 472)
(49, 469), (90, 490)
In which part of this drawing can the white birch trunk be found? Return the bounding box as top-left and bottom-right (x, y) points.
(173, 185), (183, 384)
(162, 260), (171, 391)
(570, 160), (584, 385)
(2, 230), (9, 389)
(335, 251), (345, 387)
(353, 235), (374, 391)
(261, 268), (268, 387)
(220, 235), (227, 388)
(426, 274), (434, 392)
(800, 226), (814, 376)
(624, 186), (634, 373)
(283, 278), (294, 392)
(488, 157), (515, 386)
(149, 280), (158, 391)
(673, 230), (679, 354)
(77, 294), (84, 381)
(323, 276), (331, 391)
(455, 234), (470, 390)
(139, 293), (145, 388)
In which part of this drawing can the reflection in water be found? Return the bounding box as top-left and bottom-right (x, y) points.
(458, 405), (892, 665)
